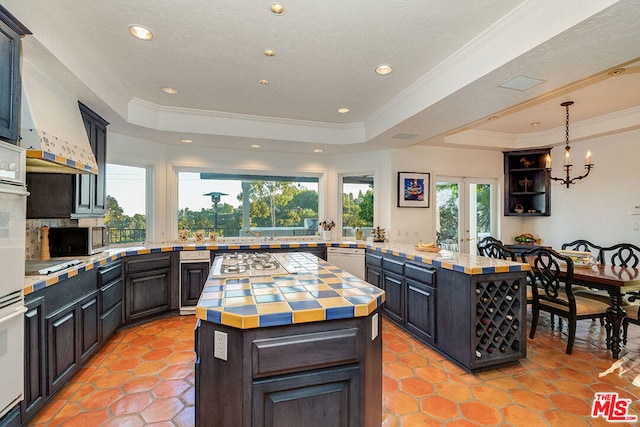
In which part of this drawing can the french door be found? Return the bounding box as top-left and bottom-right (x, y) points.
(435, 177), (498, 254)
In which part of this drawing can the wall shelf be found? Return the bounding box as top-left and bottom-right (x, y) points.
(504, 149), (551, 216)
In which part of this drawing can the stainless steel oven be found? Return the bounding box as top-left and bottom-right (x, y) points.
(0, 141), (28, 418)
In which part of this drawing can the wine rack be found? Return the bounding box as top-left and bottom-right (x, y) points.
(474, 278), (523, 363)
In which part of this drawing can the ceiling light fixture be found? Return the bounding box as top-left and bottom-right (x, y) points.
(608, 68), (625, 76)
(530, 121), (541, 126)
(162, 86), (178, 94)
(337, 108), (350, 114)
(545, 101), (593, 188)
(488, 116), (498, 121)
(264, 50), (276, 57)
(270, 3), (285, 15)
(250, 144), (261, 148)
(180, 139), (192, 144)
(129, 25), (153, 40)
(258, 79), (269, 85)
(375, 64), (393, 76)
(314, 149), (324, 153)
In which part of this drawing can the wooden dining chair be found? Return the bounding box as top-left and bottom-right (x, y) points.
(622, 292), (639, 345)
(477, 237), (516, 261)
(601, 243), (640, 267)
(522, 247), (610, 354)
(561, 239), (604, 264)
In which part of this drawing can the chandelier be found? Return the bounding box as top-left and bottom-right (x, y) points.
(545, 101), (593, 188)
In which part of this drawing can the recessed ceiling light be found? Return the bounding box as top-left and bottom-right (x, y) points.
(488, 116), (498, 121)
(129, 25), (153, 40)
(530, 121), (541, 126)
(270, 3), (285, 15)
(314, 149), (324, 153)
(162, 86), (178, 94)
(258, 79), (269, 85)
(180, 139), (192, 144)
(264, 50), (276, 57)
(608, 68), (626, 76)
(375, 64), (393, 76)
(337, 108), (350, 114)
(250, 144), (261, 148)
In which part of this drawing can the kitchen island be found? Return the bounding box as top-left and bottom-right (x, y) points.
(194, 252), (385, 427)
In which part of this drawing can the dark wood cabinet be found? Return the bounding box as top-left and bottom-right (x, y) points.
(504, 148), (551, 216)
(381, 255), (405, 325)
(125, 253), (178, 322)
(252, 366), (359, 427)
(77, 102), (108, 216)
(405, 262), (437, 344)
(0, 5), (29, 143)
(79, 292), (99, 364)
(26, 103), (108, 219)
(98, 261), (123, 342)
(22, 297), (46, 421)
(365, 251), (382, 288)
(195, 308), (382, 427)
(46, 304), (78, 394)
(181, 262), (209, 307)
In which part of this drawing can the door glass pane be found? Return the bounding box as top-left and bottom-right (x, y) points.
(105, 164), (147, 244)
(436, 181), (460, 251)
(468, 183), (493, 255)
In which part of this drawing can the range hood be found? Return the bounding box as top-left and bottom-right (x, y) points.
(19, 55), (97, 174)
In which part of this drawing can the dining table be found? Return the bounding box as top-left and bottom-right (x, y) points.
(570, 264), (640, 358)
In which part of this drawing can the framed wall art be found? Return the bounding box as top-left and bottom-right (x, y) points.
(397, 171), (430, 208)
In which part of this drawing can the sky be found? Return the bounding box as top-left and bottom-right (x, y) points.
(106, 164), (371, 216)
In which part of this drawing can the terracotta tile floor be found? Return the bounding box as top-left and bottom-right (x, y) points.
(27, 311), (640, 426)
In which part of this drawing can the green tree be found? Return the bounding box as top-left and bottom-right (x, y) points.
(105, 195), (126, 228)
(357, 189), (374, 226)
(248, 181), (298, 227)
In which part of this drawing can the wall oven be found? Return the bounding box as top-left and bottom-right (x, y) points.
(0, 141), (28, 418)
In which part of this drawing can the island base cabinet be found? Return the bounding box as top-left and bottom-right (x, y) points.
(195, 308), (382, 427)
(252, 366), (359, 427)
(405, 279), (436, 344)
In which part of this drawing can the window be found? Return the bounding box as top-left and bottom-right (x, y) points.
(178, 172), (319, 238)
(341, 175), (374, 238)
(105, 164), (147, 244)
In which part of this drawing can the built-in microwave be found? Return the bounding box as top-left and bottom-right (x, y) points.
(48, 226), (109, 256)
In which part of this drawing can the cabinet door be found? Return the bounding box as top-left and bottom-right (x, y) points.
(405, 279), (436, 344)
(382, 272), (404, 325)
(46, 305), (78, 394)
(79, 292), (99, 363)
(181, 262), (209, 306)
(0, 15), (21, 142)
(23, 297), (46, 420)
(92, 121), (107, 214)
(126, 268), (171, 322)
(365, 266), (381, 288)
(252, 366), (359, 427)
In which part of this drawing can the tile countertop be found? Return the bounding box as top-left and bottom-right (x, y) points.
(22, 240), (529, 296)
(195, 252), (385, 329)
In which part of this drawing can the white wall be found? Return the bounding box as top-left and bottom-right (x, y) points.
(108, 128), (640, 250)
(526, 128), (640, 249)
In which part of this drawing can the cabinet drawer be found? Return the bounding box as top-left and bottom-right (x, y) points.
(126, 254), (171, 274)
(101, 302), (122, 340)
(405, 262), (436, 286)
(365, 252), (383, 268)
(100, 279), (123, 313)
(252, 328), (359, 378)
(99, 262), (122, 286)
(382, 256), (404, 275)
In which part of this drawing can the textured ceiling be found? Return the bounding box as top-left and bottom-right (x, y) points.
(4, 0), (640, 154)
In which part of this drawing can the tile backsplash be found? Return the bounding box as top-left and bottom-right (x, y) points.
(25, 218), (104, 260)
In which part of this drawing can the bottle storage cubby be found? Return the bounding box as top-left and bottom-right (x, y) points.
(504, 148), (551, 216)
(474, 279), (523, 362)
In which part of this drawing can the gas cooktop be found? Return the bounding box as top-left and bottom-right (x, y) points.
(211, 252), (291, 277)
